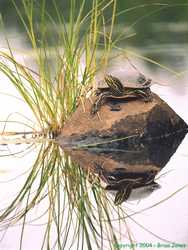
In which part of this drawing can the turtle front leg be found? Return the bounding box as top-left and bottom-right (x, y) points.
(114, 182), (134, 205)
(143, 89), (153, 102)
(90, 92), (109, 115)
(133, 89), (153, 102)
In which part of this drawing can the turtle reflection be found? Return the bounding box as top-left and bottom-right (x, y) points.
(62, 130), (187, 205)
(94, 162), (160, 205)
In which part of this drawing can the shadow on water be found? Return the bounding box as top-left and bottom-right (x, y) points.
(62, 129), (187, 205)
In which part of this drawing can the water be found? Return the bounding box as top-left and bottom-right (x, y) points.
(0, 2), (188, 249)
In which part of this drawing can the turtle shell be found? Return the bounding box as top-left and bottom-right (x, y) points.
(96, 73), (152, 90)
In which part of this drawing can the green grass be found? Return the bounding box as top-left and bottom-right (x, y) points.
(0, 0), (123, 249)
(0, 0), (118, 137)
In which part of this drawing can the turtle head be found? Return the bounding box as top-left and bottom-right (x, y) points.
(137, 74), (152, 87)
(104, 75), (124, 95)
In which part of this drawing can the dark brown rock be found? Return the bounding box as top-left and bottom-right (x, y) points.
(58, 93), (188, 148)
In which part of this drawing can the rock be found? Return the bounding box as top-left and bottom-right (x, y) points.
(58, 93), (188, 149)
(58, 93), (188, 203)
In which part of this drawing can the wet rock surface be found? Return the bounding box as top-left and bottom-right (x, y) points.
(58, 93), (188, 148)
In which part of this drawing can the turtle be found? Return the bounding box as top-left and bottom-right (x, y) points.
(105, 169), (159, 205)
(90, 73), (153, 115)
(93, 162), (159, 205)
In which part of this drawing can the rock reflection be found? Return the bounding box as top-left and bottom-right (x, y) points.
(61, 130), (187, 205)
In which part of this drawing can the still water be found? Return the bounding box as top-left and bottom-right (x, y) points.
(0, 3), (188, 250)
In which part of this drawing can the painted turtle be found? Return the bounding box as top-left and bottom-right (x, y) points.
(91, 74), (153, 115)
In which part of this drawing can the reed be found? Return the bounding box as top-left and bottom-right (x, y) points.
(0, 0), (123, 249)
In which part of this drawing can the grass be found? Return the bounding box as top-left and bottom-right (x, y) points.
(0, 0), (118, 137)
(0, 0), (188, 249)
(0, 0), (123, 249)
(0, 142), (122, 249)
